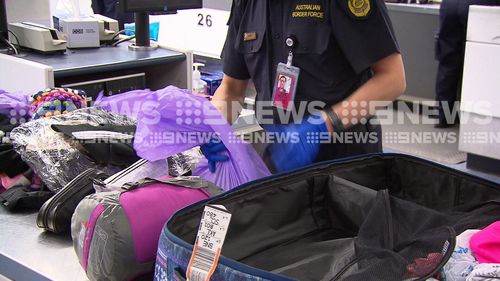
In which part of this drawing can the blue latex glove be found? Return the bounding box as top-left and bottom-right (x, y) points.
(264, 115), (328, 173)
(200, 138), (230, 173)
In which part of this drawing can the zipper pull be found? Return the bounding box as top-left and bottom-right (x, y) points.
(92, 178), (107, 189)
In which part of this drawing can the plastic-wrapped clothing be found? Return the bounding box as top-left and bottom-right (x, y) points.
(50, 123), (140, 167)
(133, 86), (270, 191)
(167, 148), (203, 177)
(443, 229), (481, 281)
(10, 107), (136, 192)
(467, 264), (500, 281)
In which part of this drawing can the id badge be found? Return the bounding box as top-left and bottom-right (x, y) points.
(272, 62), (300, 111)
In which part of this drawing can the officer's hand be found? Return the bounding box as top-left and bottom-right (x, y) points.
(265, 115), (328, 173)
(200, 138), (230, 173)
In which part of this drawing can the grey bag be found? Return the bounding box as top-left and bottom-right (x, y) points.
(71, 176), (220, 281)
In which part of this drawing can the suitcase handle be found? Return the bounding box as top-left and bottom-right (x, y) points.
(173, 268), (187, 281)
(121, 177), (223, 196)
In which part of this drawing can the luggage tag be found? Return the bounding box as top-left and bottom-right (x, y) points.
(186, 205), (232, 281)
(272, 36), (300, 111)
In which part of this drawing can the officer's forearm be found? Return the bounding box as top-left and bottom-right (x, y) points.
(327, 53), (406, 131)
(211, 74), (249, 124)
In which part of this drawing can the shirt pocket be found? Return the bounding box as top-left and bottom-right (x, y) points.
(234, 0), (267, 54)
(288, 21), (331, 55)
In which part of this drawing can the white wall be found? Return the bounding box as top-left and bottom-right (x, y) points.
(5, 0), (51, 23)
(152, 8), (230, 58)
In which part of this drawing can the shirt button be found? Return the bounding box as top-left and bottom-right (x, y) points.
(273, 32), (281, 40)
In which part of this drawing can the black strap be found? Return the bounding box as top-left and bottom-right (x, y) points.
(122, 176), (223, 197)
(325, 107), (345, 132)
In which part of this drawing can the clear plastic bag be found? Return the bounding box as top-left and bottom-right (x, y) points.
(96, 159), (169, 192)
(167, 148), (203, 177)
(10, 107), (135, 192)
(94, 149), (202, 193)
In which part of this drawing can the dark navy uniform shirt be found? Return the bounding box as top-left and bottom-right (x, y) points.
(222, 0), (400, 118)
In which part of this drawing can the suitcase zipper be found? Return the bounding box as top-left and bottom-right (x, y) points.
(105, 159), (147, 185)
(41, 169), (98, 232)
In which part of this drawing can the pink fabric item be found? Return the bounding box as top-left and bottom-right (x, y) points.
(119, 178), (210, 263)
(0, 173), (30, 189)
(470, 221), (500, 264)
(82, 204), (105, 271)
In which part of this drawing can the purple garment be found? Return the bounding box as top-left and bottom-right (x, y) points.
(134, 86), (270, 191)
(0, 90), (31, 120)
(93, 89), (155, 120)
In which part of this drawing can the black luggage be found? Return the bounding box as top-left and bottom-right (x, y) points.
(155, 153), (500, 281)
(37, 168), (109, 233)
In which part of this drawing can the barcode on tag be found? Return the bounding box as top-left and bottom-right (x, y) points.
(186, 205), (232, 281)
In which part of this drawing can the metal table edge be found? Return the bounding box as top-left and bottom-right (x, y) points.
(53, 52), (186, 79)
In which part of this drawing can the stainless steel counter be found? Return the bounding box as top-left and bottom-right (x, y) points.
(22, 44), (185, 79)
(0, 208), (87, 281)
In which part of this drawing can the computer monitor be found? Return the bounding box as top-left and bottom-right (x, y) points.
(123, 0), (202, 13)
(121, 0), (202, 50)
(0, 0), (8, 48)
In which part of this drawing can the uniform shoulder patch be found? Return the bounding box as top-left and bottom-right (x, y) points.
(347, 0), (372, 19)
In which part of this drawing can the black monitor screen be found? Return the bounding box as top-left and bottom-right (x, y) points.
(0, 0), (7, 47)
(123, 0), (202, 13)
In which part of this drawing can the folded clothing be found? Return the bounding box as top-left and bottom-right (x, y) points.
(0, 185), (53, 211)
(0, 173), (31, 189)
(29, 88), (87, 120)
(0, 144), (30, 177)
(10, 107), (136, 192)
(466, 264), (500, 281)
(471, 221), (500, 264)
(443, 229), (481, 281)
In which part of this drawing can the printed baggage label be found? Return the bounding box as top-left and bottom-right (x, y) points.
(186, 205), (232, 281)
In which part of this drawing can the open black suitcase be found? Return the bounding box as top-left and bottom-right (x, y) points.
(154, 153), (500, 281)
